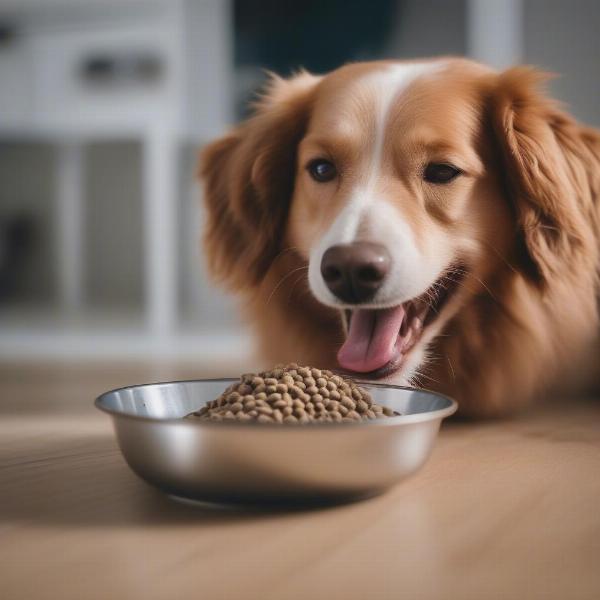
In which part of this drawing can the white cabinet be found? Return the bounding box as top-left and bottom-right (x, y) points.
(0, 0), (242, 360)
(30, 21), (175, 131)
(0, 0), (232, 136)
(0, 26), (35, 127)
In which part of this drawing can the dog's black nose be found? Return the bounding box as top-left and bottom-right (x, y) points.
(320, 242), (391, 303)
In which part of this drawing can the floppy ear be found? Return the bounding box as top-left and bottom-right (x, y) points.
(490, 67), (594, 286)
(198, 71), (320, 289)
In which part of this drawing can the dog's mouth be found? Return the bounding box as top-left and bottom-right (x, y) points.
(337, 264), (466, 379)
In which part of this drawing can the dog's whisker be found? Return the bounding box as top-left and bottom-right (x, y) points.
(410, 368), (441, 387)
(266, 266), (309, 306)
(446, 356), (456, 382)
(271, 246), (301, 265)
(480, 240), (520, 275)
(286, 273), (309, 305)
(470, 274), (497, 301)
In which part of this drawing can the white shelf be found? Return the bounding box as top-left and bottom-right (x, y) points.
(0, 329), (253, 362)
(0, 0), (235, 360)
(0, 123), (214, 144)
(0, 305), (251, 361)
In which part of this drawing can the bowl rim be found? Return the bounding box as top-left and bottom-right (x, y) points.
(94, 378), (458, 428)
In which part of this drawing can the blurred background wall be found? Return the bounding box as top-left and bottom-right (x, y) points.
(0, 0), (598, 363)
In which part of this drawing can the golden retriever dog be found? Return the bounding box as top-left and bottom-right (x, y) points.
(199, 58), (600, 416)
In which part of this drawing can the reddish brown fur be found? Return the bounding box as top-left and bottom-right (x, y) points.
(199, 59), (600, 417)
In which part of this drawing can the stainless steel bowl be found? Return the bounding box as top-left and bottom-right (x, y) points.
(95, 379), (457, 504)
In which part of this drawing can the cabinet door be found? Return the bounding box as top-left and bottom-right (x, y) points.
(31, 21), (175, 132)
(0, 26), (35, 129)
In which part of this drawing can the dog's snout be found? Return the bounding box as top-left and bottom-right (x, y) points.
(320, 242), (391, 303)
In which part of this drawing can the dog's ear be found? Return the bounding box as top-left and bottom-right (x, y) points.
(199, 71), (320, 289)
(490, 67), (594, 287)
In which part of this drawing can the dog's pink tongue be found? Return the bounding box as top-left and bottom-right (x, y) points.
(337, 306), (406, 373)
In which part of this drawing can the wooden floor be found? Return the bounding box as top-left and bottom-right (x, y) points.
(1, 361), (599, 600)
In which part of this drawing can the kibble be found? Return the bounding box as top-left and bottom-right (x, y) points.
(186, 363), (401, 424)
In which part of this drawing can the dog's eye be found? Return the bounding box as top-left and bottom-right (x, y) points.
(307, 159), (337, 183)
(424, 163), (462, 184)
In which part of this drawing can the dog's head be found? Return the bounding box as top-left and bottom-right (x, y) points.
(200, 58), (592, 383)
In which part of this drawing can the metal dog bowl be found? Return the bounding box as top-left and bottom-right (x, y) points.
(95, 379), (457, 504)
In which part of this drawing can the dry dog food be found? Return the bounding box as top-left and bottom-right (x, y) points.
(186, 363), (398, 424)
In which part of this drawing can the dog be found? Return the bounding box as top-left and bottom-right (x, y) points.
(199, 58), (600, 417)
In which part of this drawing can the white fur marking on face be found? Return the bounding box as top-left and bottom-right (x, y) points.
(366, 63), (439, 191)
(309, 61), (447, 307)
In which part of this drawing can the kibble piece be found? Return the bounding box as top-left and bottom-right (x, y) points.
(282, 375), (295, 387)
(341, 396), (356, 410)
(327, 399), (340, 411)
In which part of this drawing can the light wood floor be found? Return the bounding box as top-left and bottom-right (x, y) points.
(1, 361), (599, 600)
